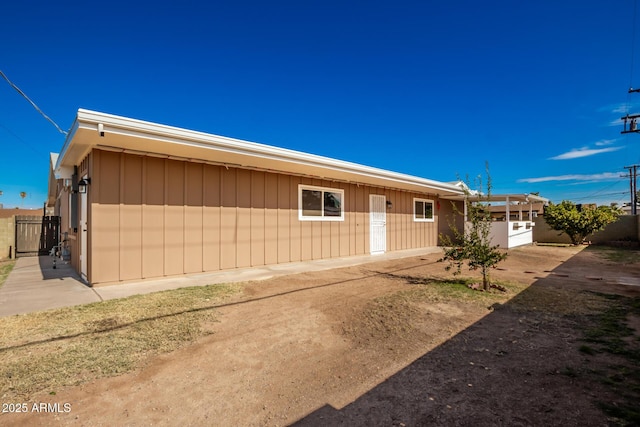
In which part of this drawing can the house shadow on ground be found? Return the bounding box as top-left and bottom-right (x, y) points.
(292, 247), (640, 426)
(37, 255), (83, 282)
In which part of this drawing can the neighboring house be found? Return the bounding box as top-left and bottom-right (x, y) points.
(620, 203), (638, 215)
(487, 202), (546, 221)
(48, 109), (468, 286)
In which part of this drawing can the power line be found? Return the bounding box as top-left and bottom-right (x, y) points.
(563, 177), (628, 203)
(571, 191), (629, 202)
(624, 165), (640, 213)
(630, 0), (638, 92)
(0, 69), (67, 136)
(588, 179), (625, 196)
(0, 121), (42, 156)
(623, 1), (640, 131)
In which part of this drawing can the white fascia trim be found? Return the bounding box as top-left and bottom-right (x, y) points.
(49, 153), (59, 170)
(71, 109), (465, 196)
(54, 117), (80, 176)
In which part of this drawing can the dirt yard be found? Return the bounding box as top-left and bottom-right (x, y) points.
(2, 245), (640, 426)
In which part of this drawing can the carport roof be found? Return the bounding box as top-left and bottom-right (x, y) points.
(54, 109), (465, 197)
(447, 193), (550, 204)
(446, 181), (549, 204)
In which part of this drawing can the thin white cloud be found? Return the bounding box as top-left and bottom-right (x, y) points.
(517, 172), (621, 184)
(594, 139), (616, 146)
(606, 102), (640, 114)
(549, 146), (623, 160)
(611, 104), (630, 114)
(609, 118), (625, 127)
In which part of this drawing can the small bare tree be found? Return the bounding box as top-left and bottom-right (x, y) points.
(439, 164), (507, 291)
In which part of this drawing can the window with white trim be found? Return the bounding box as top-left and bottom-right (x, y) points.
(414, 198), (434, 222)
(299, 185), (344, 221)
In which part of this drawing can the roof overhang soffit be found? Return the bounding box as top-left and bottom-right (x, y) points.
(55, 109), (466, 197)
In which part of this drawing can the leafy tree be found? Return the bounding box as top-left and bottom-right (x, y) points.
(439, 165), (507, 291)
(543, 201), (622, 245)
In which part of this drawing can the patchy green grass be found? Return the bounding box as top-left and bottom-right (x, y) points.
(399, 277), (519, 306)
(508, 285), (611, 316)
(376, 272), (523, 304)
(578, 293), (640, 426)
(535, 242), (574, 248)
(0, 260), (15, 289)
(597, 402), (640, 427)
(0, 283), (241, 399)
(583, 295), (639, 357)
(579, 344), (596, 355)
(589, 245), (640, 264)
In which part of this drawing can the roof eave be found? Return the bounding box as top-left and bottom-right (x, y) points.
(57, 109), (466, 197)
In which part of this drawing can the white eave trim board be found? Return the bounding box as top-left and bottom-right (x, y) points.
(59, 109), (465, 196)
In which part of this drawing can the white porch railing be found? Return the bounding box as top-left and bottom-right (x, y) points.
(464, 220), (534, 249)
(489, 220), (534, 248)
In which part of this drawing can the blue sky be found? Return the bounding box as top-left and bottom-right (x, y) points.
(1, 0), (638, 209)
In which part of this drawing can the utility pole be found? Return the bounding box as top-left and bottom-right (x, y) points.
(624, 165), (639, 214)
(629, 165), (638, 215)
(622, 88), (640, 133)
(621, 85), (639, 212)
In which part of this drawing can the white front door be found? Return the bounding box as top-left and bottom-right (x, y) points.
(370, 194), (386, 254)
(80, 176), (88, 280)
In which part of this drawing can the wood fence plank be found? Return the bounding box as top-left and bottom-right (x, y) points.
(14, 216), (60, 257)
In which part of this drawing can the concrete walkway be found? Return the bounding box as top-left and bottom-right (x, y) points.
(0, 248), (441, 317)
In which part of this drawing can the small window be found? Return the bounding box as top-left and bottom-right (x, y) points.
(414, 198), (434, 222)
(299, 185), (344, 221)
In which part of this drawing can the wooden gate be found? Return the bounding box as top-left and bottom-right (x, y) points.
(15, 215), (60, 258)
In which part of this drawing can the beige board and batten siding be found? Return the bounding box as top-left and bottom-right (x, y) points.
(89, 149), (442, 285)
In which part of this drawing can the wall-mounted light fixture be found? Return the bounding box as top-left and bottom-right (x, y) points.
(78, 178), (91, 194)
(386, 200), (393, 210)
